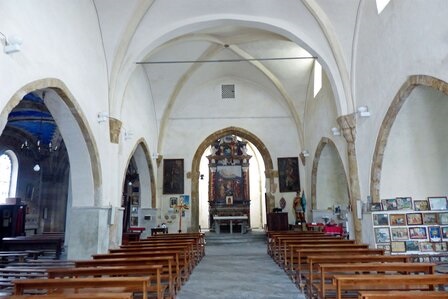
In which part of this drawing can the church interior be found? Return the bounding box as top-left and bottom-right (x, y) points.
(1, 1), (448, 297)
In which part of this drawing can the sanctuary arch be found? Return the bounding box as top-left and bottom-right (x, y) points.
(190, 127), (274, 232)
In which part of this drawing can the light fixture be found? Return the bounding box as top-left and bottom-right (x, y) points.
(301, 150), (310, 157)
(97, 112), (109, 123)
(357, 105), (370, 117)
(331, 127), (341, 136)
(33, 163), (40, 172)
(0, 32), (22, 54)
(123, 129), (133, 141)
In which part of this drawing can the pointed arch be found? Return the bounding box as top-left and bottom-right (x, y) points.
(190, 126), (274, 231)
(371, 75), (448, 202)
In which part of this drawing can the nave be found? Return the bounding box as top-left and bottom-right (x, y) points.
(177, 231), (302, 299)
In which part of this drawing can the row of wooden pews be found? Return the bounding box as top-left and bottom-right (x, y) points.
(5, 232), (205, 299)
(267, 230), (448, 298)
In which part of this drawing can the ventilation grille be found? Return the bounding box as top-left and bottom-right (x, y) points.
(221, 84), (235, 99)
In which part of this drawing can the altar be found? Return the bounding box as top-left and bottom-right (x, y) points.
(213, 215), (248, 234)
(207, 135), (252, 233)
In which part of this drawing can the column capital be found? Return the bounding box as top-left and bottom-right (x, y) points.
(337, 113), (357, 144)
(109, 117), (122, 144)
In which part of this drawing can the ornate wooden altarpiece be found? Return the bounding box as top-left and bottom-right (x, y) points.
(207, 135), (252, 230)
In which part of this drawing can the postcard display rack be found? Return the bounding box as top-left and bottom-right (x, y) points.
(363, 196), (448, 263)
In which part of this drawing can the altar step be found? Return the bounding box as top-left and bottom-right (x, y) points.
(204, 230), (266, 245)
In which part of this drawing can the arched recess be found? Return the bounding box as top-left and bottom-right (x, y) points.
(121, 139), (156, 208)
(371, 75), (448, 202)
(190, 126), (274, 231)
(0, 79), (101, 206)
(311, 137), (349, 211)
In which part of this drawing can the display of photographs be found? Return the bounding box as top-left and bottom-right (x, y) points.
(370, 203), (382, 211)
(406, 213), (423, 225)
(409, 227), (427, 240)
(423, 213), (438, 225)
(391, 227), (409, 241)
(434, 242), (448, 252)
(381, 199), (398, 211)
(419, 241), (434, 252)
(396, 197), (413, 210)
(442, 226), (448, 241)
(391, 241), (406, 253)
(405, 240), (420, 251)
(376, 244), (391, 252)
(414, 200), (429, 211)
(428, 226), (441, 242)
(428, 196), (448, 211)
(390, 214), (406, 226)
(373, 213), (389, 226)
(374, 227), (391, 243)
(439, 213), (448, 225)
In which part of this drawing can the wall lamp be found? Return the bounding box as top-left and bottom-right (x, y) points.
(331, 127), (341, 136)
(357, 105), (371, 117)
(97, 112), (109, 123)
(301, 150), (310, 157)
(0, 32), (22, 54)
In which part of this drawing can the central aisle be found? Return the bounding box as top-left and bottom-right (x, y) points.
(177, 231), (305, 299)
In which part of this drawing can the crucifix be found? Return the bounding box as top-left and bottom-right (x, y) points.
(175, 196), (189, 233)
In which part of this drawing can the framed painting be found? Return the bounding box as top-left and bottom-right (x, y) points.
(389, 214), (406, 226)
(391, 227), (409, 241)
(441, 226), (448, 241)
(409, 227), (427, 240)
(439, 213), (448, 225)
(419, 242), (434, 252)
(374, 227), (390, 243)
(370, 203), (382, 211)
(428, 196), (448, 211)
(278, 157), (300, 192)
(428, 226), (441, 242)
(414, 200), (429, 211)
(391, 241), (406, 253)
(396, 197), (412, 210)
(373, 213), (389, 226)
(434, 242), (447, 252)
(381, 198), (398, 211)
(405, 240), (419, 251)
(170, 197), (178, 208)
(406, 213), (423, 225)
(423, 213), (438, 225)
(163, 159), (184, 194)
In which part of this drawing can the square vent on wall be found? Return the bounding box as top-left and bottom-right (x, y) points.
(221, 84), (235, 99)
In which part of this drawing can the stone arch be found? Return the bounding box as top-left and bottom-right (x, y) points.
(311, 137), (349, 210)
(190, 126), (274, 231)
(371, 75), (448, 202)
(122, 139), (156, 208)
(0, 78), (101, 206)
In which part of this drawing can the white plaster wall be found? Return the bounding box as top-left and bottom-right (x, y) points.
(316, 144), (349, 210)
(0, 1), (112, 207)
(354, 0), (448, 203)
(381, 86), (448, 200)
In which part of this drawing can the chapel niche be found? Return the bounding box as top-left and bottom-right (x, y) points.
(207, 135), (251, 230)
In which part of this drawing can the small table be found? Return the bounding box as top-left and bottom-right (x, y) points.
(213, 215), (248, 234)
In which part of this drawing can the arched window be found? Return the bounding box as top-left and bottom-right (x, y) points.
(0, 151), (18, 203)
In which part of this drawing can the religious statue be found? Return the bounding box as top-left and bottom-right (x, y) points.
(292, 190), (306, 224)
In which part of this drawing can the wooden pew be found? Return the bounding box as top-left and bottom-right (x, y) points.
(13, 276), (151, 299)
(315, 262), (435, 299)
(9, 293), (134, 298)
(266, 231), (325, 256)
(47, 265), (165, 299)
(295, 248), (385, 289)
(74, 256), (175, 298)
(358, 290), (448, 299)
(2, 235), (64, 260)
(333, 274), (448, 299)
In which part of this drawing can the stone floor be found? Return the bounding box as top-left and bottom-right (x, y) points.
(177, 230), (305, 299)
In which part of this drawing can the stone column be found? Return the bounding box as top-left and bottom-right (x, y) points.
(337, 113), (362, 243)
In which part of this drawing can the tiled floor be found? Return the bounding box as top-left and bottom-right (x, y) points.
(177, 231), (305, 299)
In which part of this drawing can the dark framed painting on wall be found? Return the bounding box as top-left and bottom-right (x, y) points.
(163, 159), (184, 194)
(278, 157), (300, 193)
